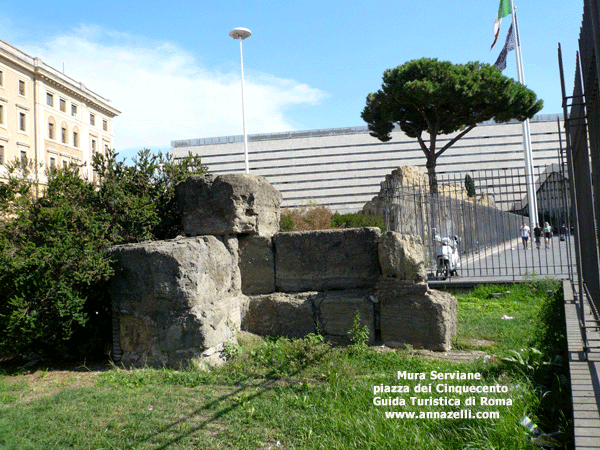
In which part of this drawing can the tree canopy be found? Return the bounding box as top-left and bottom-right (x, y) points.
(361, 58), (543, 193)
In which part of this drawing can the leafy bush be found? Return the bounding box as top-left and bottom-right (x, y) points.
(0, 150), (207, 358)
(347, 311), (370, 354)
(279, 204), (385, 232)
(247, 334), (330, 377)
(279, 211), (295, 232)
(331, 212), (385, 231)
(464, 174), (476, 198)
(93, 149), (207, 242)
(279, 203), (333, 231)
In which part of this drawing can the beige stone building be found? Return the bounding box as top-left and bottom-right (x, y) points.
(0, 39), (119, 186)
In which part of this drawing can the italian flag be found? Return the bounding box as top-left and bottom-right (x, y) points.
(491, 0), (512, 50)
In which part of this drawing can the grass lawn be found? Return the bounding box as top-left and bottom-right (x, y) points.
(0, 280), (572, 449)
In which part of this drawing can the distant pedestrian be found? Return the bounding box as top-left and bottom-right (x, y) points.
(533, 223), (542, 249)
(544, 222), (553, 248)
(520, 223), (530, 249)
(560, 223), (567, 241)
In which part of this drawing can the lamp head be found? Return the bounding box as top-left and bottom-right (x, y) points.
(229, 27), (252, 40)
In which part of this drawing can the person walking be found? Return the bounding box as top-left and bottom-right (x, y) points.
(560, 223), (567, 241)
(533, 223), (542, 249)
(520, 223), (530, 250)
(544, 222), (553, 248)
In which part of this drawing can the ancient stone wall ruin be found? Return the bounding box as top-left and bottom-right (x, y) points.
(109, 173), (458, 368)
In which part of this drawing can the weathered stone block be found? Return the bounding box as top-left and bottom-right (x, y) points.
(274, 228), (382, 292)
(245, 292), (317, 338)
(110, 236), (237, 313)
(216, 235), (242, 293)
(378, 278), (457, 351)
(238, 235), (275, 295)
(109, 236), (243, 367)
(314, 289), (376, 344)
(176, 173), (282, 237)
(379, 232), (426, 282)
(119, 315), (151, 354)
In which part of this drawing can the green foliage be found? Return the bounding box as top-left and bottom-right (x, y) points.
(279, 205), (385, 232)
(220, 333), (331, 380)
(331, 212), (385, 231)
(92, 149), (208, 242)
(279, 212), (295, 232)
(347, 311), (370, 353)
(465, 174), (476, 198)
(453, 282), (571, 446)
(0, 168), (113, 356)
(0, 155), (41, 216)
(0, 283), (572, 449)
(279, 203), (333, 232)
(0, 150), (207, 358)
(362, 58), (543, 192)
(246, 334), (329, 378)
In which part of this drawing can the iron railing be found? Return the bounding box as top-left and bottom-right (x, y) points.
(380, 165), (572, 280)
(559, 0), (600, 313)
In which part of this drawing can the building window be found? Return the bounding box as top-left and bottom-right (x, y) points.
(0, 104), (3, 125)
(90, 114), (95, 126)
(46, 92), (53, 107)
(0, 70), (3, 87)
(62, 160), (68, 169)
(60, 98), (66, 112)
(61, 127), (67, 144)
(19, 112), (26, 131)
(18, 80), (25, 96)
(103, 119), (108, 131)
(0, 145), (4, 165)
(71, 104), (77, 117)
(48, 122), (55, 139)
(91, 138), (97, 153)
(73, 131), (79, 148)
(50, 157), (56, 169)
(20, 150), (27, 168)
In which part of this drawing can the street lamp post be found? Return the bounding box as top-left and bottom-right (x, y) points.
(229, 27), (252, 174)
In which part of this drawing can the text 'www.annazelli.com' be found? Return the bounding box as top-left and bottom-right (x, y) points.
(385, 410), (500, 420)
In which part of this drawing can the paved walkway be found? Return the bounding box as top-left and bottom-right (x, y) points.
(428, 236), (574, 283)
(564, 280), (600, 449)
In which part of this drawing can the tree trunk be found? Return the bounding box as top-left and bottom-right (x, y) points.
(425, 157), (440, 241)
(426, 158), (438, 195)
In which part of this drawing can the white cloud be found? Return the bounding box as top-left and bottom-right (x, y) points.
(20, 25), (327, 152)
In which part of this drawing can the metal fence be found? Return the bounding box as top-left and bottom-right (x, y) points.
(559, 0), (600, 312)
(380, 165), (573, 280)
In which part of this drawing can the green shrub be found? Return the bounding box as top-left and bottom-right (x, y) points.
(0, 168), (113, 356)
(279, 205), (385, 232)
(279, 203), (333, 232)
(331, 212), (385, 231)
(347, 311), (370, 351)
(279, 212), (295, 232)
(0, 150), (207, 358)
(92, 149), (208, 242)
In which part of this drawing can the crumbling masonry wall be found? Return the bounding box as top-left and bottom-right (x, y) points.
(109, 173), (458, 368)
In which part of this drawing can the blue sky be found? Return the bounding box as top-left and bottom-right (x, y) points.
(0, 0), (584, 161)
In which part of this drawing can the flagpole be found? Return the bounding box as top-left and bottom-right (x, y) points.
(511, 0), (539, 232)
